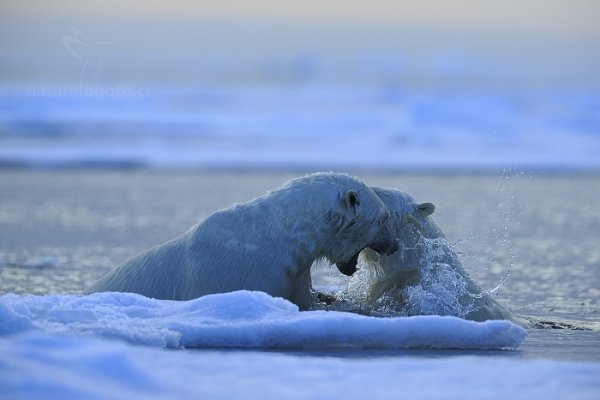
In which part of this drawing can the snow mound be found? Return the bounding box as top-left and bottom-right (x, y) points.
(0, 290), (526, 350)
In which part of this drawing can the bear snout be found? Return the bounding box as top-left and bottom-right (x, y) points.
(336, 252), (359, 276)
(334, 224), (398, 277)
(368, 223), (399, 256)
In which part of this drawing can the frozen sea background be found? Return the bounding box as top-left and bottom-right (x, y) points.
(1, 84), (599, 171)
(1, 17), (599, 171)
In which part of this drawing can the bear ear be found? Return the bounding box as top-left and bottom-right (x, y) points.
(416, 202), (435, 217)
(346, 190), (360, 207)
(342, 190), (360, 223)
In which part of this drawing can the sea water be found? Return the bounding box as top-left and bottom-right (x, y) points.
(0, 170), (599, 398)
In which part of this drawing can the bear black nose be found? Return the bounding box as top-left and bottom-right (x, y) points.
(369, 222), (398, 256)
(336, 253), (359, 276)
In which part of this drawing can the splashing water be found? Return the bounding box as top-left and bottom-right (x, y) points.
(335, 235), (514, 322)
(439, 171), (518, 303)
(400, 238), (478, 318)
(340, 238), (474, 317)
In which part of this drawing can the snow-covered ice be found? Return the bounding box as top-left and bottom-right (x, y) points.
(1, 331), (599, 400)
(1, 290), (599, 400)
(0, 290), (525, 349)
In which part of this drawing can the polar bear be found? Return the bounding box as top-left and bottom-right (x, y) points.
(344, 187), (513, 322)
(85, 172), (397, 310)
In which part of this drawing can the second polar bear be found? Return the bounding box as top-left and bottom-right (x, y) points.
(345, 187), (513, 322)
(85, 172), (397, 310)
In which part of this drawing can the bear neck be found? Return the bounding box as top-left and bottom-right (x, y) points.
(252, 189), (335, 268)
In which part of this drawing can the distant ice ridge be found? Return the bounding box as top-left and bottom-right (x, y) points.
(0, 256), (63, 269)
(0, 85), (598, 170)
(0, 290), (526, 350)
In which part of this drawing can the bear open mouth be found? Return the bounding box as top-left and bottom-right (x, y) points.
(336, 252), (360, 276)
(336, 237), (399, 276)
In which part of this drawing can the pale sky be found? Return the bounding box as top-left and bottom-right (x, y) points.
(2, 0), (599, 86)
(4, 0), (600, 38)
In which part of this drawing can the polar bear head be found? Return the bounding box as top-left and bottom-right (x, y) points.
(372, 187), (440, 241)
(275, 173), (397, 274)
(365, 187), (440, 269)
(355, 187), (441, 299)
(329, 183), (399, 276)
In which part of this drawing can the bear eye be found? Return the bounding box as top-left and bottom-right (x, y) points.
(348, 191), (359, 206)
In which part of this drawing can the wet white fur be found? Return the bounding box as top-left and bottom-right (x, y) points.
(86, 173), (392, 310)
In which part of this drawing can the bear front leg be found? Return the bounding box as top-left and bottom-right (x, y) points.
(288, 267), (315, 310)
